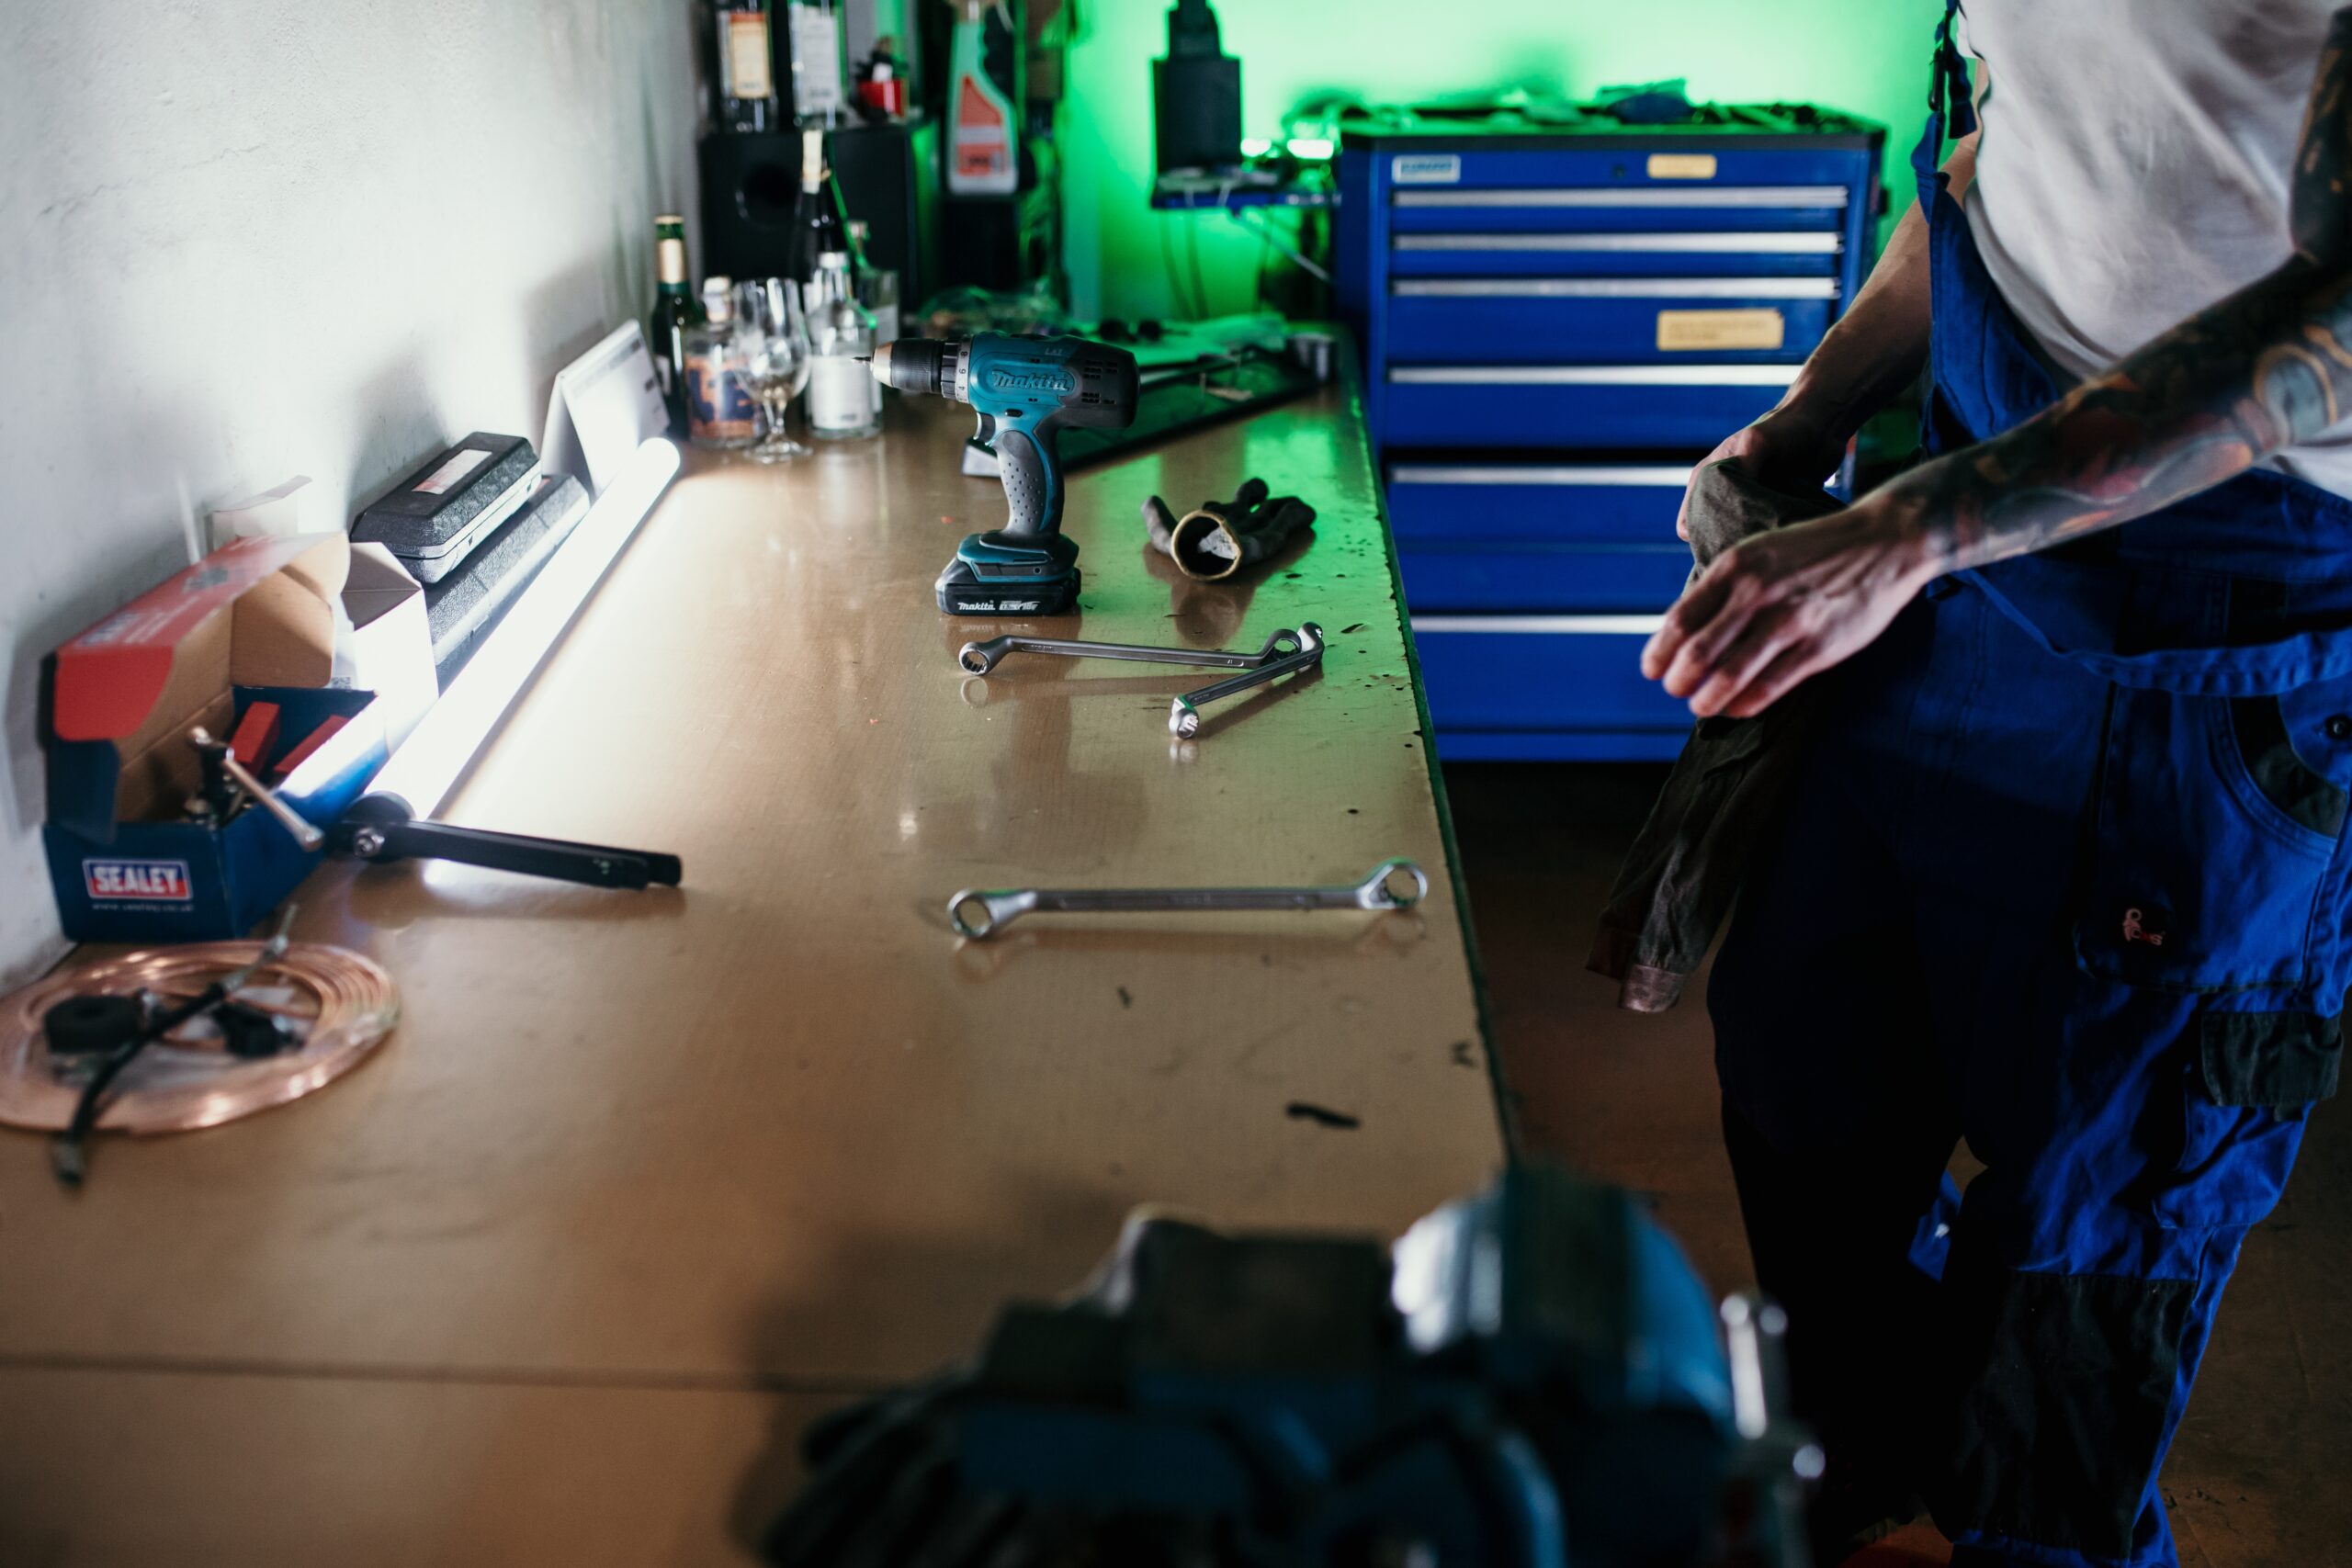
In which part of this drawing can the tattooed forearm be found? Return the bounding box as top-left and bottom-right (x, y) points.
(1890, 7), (2352, 574)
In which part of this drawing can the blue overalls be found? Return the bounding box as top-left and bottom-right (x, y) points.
(1709, 6), (2352, 1564)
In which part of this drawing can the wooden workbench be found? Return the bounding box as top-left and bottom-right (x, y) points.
(0, 382), (1503, 1564)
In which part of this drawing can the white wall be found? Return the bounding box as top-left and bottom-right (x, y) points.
(0, 0), (703, 986)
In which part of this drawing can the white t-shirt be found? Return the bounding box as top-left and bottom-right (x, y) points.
(1958, 0), (2352, 498)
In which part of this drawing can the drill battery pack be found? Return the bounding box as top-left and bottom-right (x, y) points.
(935, 532), (1082, 616)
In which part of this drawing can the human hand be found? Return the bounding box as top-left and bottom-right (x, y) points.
(1642, 497), (1937, 717)
(1675, 405), (1848, 542)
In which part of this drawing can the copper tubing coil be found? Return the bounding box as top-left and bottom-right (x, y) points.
(0, 942), (399, 1134)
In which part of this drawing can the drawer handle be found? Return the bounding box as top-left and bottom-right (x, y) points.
(1395, 231), (1843, 254)
(1415, 615), (1669, 636)
(1393, 276), (1838, 300)
(1389, 464), (1692, 487)
(1390, 365), (1801, 387)
(1394, 186), (1850, 209)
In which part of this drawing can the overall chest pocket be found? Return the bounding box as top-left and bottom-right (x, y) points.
(2074, 683), (2350, 992)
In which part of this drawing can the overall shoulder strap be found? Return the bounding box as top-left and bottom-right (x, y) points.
(1912, 0), (1979, 191)
(1933, 1), (1980, 141)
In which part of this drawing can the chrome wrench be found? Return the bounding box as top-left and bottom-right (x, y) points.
(1170, 622), (1325, 738)
(957, 626), (1306, 677)
(946, 857), (1425, 940)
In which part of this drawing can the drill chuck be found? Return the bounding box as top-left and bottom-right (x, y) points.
(870, 339), (965, 402)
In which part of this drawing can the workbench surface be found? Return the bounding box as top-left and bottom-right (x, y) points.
(0, 384), (1503, 1564)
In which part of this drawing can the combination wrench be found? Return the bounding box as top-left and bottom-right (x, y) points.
(946, 857), (1426, 940)
(956, 626), (1306, 677)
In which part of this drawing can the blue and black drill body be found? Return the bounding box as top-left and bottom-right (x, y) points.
(872, 333), (1140, 615)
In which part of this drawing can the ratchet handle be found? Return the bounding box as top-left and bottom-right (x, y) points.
(341, 814), (683, 889)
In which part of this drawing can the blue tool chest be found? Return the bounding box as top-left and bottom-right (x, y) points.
(1339, 107), (1884, 761)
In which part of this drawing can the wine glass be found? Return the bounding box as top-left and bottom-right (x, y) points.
(737, 277), (810, 463)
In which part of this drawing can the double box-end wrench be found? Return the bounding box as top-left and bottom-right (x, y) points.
(946, 857), (1426, 940)
(955, 624), (1328, 739)
(1168, 622), (1323, 738)
(956, 626), (1306, 677)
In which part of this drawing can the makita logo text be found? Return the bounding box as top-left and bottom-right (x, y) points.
(986, 369), (1076, 395)
(83, 859), (193, 901)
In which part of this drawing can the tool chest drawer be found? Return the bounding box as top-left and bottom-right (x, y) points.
(1387, 231), (1844, 280)
(1374, 146), (1873, 195)
(1383, 366), (1794, 448)
(1387, 279), (1835, 364)
(1389, 462), (1693, 611)
(1411, 616), (1693, 732)
(1388, 185), (1852, 237)
(1386, 461), (1690, 542)
(1399, 545), (1690, 612)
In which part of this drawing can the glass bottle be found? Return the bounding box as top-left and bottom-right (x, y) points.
(787, 0), (847, 127)
(684, 276), (760, 449)
(848, 220), (898, 420)
(648, 214), (702, 435)
(804, 252), (880, 441)
(714, 2), (780, 134)
(792, 129), (848, 291)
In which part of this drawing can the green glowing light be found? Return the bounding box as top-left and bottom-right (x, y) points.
(1283, 136), (1336, 160)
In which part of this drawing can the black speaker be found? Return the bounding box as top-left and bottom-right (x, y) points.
(1153, 0), (1240, 175)
(696, 121), (939, 302)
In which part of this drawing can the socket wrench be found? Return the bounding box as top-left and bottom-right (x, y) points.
(187, 728), (325, 850)
(946, 856), (1426, 940)
(957, 626), (1306, 677)
(1170, 623), (1325, 738)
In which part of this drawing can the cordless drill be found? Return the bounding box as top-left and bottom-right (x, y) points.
(869, 333), (1140, 615)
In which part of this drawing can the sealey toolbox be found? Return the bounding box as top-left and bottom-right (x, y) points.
(1335, 101), (1884, 761)
(41, 533), (405, 943)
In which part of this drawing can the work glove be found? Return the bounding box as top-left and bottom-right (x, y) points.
(1141, 478), (1316, 581)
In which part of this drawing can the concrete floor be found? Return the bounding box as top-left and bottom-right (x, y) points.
(1444, 761), (2352, 1568)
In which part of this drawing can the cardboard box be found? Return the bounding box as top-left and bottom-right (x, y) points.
(43, 533), (391, 943)
(345, 543), (435, 750)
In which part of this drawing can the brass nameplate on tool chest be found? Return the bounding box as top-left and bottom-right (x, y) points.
(1656, 309), (1787, 352)
(1645, 153), (1718, 180)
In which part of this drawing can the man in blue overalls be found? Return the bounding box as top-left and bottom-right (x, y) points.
(1654, 5), (2352, 1564)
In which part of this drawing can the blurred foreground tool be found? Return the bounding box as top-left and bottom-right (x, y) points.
(1143, 478), (1317, 581)
(763, 1162), (1822, 1568)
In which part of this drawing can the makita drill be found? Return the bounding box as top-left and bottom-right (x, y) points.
(869, 333), (1140, 615)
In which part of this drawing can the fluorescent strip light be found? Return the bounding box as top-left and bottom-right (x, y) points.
(1284, 137), (1336, 161)
(369, 436), (681, 818)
